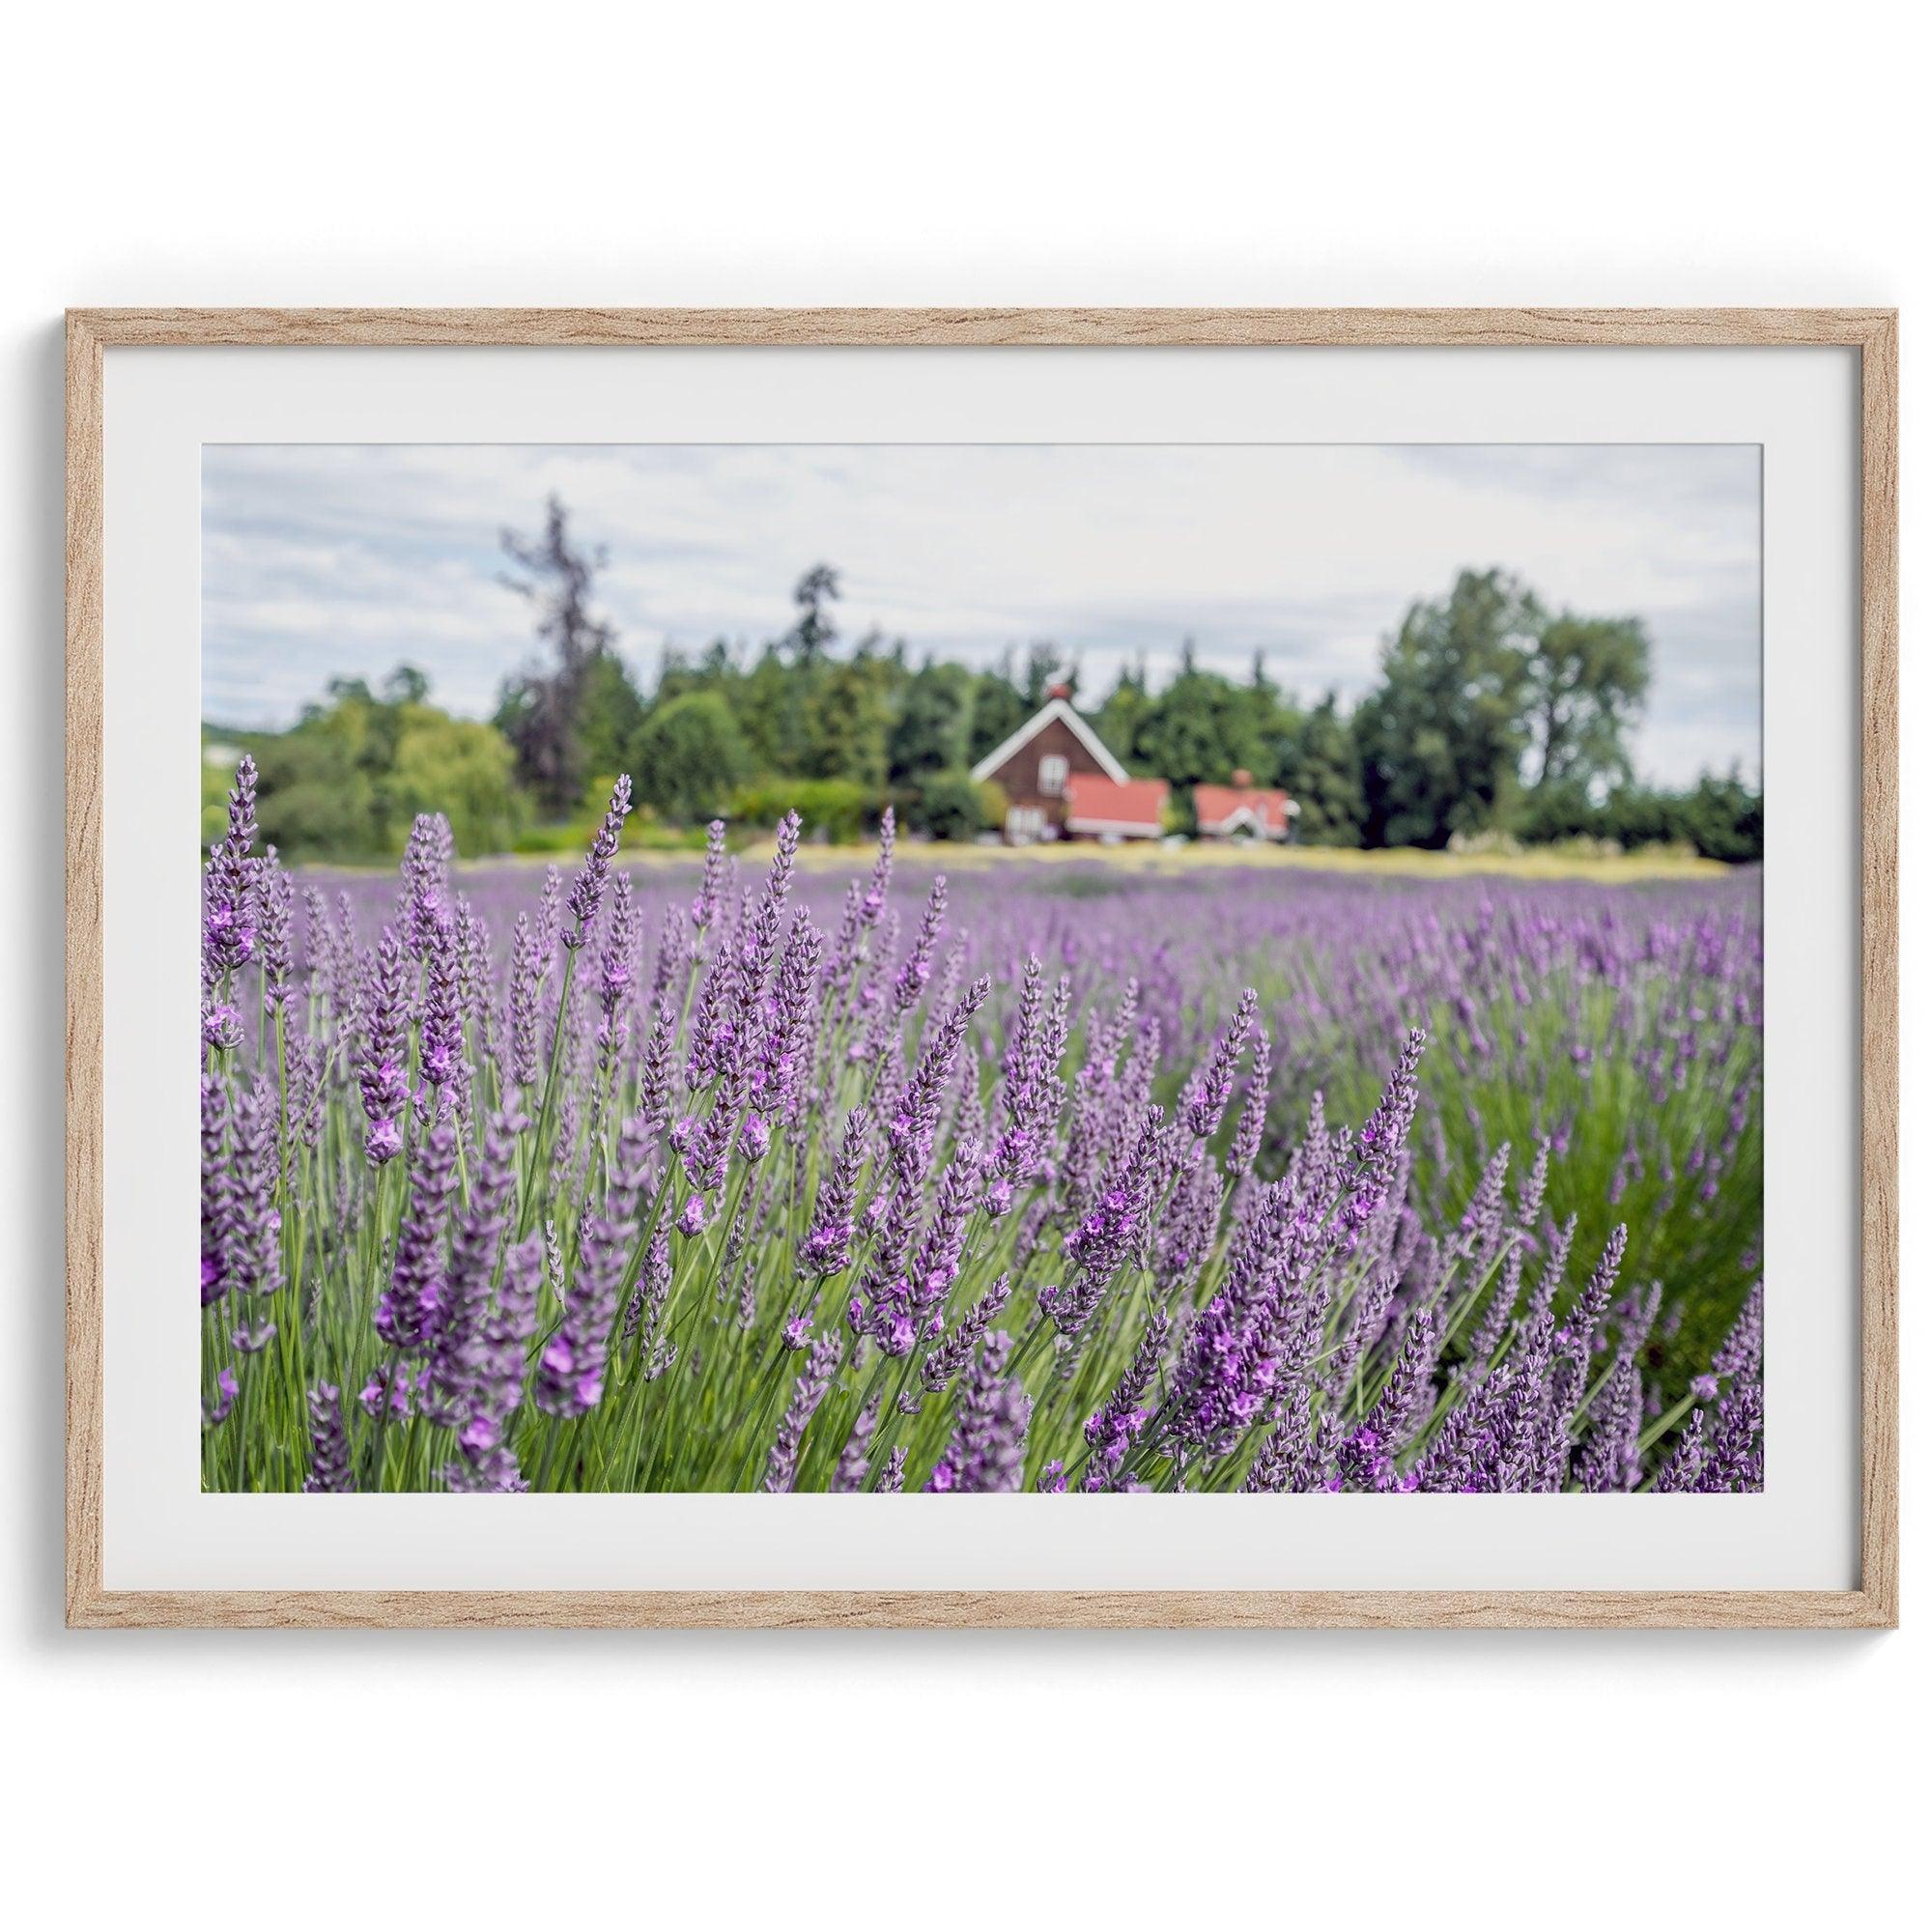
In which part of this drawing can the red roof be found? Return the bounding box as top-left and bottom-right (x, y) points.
(1065, 773), (1169, 831)
(1195, 783), (1293, 836)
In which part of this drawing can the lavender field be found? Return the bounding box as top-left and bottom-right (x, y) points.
(201, 762), (1764, 1494)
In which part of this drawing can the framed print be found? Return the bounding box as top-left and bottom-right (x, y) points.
(65, 307), (1897, 1629)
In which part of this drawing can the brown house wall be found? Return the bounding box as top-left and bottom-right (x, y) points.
(982, 716), (1110, 829)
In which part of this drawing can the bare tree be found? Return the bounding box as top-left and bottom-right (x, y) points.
(496, 497), (618, 815)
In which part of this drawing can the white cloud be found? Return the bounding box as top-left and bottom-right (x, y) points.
(203, 441), (1760, 784)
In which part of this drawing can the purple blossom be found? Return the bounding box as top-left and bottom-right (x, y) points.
(926, 1331), (1032, 1493)
(564, 776), (634, 946)
(376, 1119), (457, 1351)
(302, 1384), (355, 1492)
(761, 1330), (840, 1492)
(356, 925), (410, 1165)
(801, 1108), (868, 1276)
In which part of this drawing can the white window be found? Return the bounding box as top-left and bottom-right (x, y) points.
(1037, 753), (1068, 796)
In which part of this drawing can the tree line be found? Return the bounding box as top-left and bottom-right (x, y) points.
(210, 496), (1762, 863)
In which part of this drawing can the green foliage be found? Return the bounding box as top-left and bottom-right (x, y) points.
(576, 650), (648, 781)
(1516, 770), (1762, 862)
(1131, 640), (1263, 787)
(252, 728), (382, 859)
(209, 528), (1753, 867)
(901, 768), (988, 841)
(735, 643), (806, 776)
(888, 661), (973, 781)
(733, 777), (871, 843)
(786, 563), (841, 667)
(629, 693), (753, 827)
(237, 676), (526, 863)
(1020, 640), (1071, 707)
(967, 649), (1031, 765)
(1523, 612), (1651, 792)
(1355, 569), (1538, 848)
(1093, 659), (1152, 763)
(388, 711), (525, 855)
(803, 647), (894, 788)
(1273, 692), (1363, 845)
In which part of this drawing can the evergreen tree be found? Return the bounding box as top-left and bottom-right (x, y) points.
(889, 660), (972, 782)
(787, 564), (841, 667)
(1133, 640), (1262, 787)
(805, 648), (892, 790)
(1276, 692), (1365, 845)
(967, 651), (1030, 766)
(1094, 658), (1152, 768)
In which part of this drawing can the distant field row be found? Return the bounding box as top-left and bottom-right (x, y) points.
(497, 839), (1738, 884)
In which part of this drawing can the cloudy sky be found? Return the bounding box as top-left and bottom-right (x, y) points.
(203, 441), (1760, 785)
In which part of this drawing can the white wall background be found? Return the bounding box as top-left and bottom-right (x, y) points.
(2, 4), (1920, 1920)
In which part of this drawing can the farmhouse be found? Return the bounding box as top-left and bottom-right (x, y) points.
(1194, 771), (1299, 842)
(972, 692), (1299, 846)
(970, 688), (1169, 842)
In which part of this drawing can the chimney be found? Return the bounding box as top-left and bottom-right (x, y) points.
(1047, 682), (1071, 701)
(1232, 768), (1252, 787)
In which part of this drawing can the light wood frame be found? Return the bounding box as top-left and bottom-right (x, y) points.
(65, 307), (1899, 1630)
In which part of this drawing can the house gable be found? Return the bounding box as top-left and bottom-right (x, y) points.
(970, 698), (1129, 790)
(1195, 782), (1298, 838)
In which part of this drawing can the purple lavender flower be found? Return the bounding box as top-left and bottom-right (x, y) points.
(200, 1075), (235, 1306)
(357, 925), (410, 1165)
(926, 1331), (1032, 1493)
(258, 852), (293, 1013)
(1347, 1028), (1427, 1228)
(1576, 1354), (1642, 1492)
(1083, 1307), (1171, 1487)
(423, 1111), (520, 1423)
(894, 874), (948, 1014)
(831, 1395), (882, 1493)
(302, 1384), (355, 1492)
(801, 1108), (869, 1276)
(442, 1233), (543, 1492)
(399, 812), (452, 960)
(1652, 1406), (1708, 1493)
(888, 977), (991, 1187)
(376, 1119), (457, 1351)
(417, 913), (464, 1098)
(752, 912), (824, 1127)
(690, 819), (728, 940)
(761, 1330), (840, 1492)
(1184, 987), (1258, 1139)
(203, 1365), (241, 1428)
(536, 1191), (634, 1419)
(225, 1079), (283, 1310)
(505, 911), (547, 1091)
(1230, 1023), (1272, 1175)
(564, 776), (634, 946)
(202, 755), (260, 980)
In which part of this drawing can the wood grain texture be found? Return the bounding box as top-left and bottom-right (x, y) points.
(65, 312), (105, 1632)
(1858, 314), (1901, 1629)
(61, 1587), (1897, 1631)
(64, 305), (1896, 349)
(62, 308), (1900, 1632)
